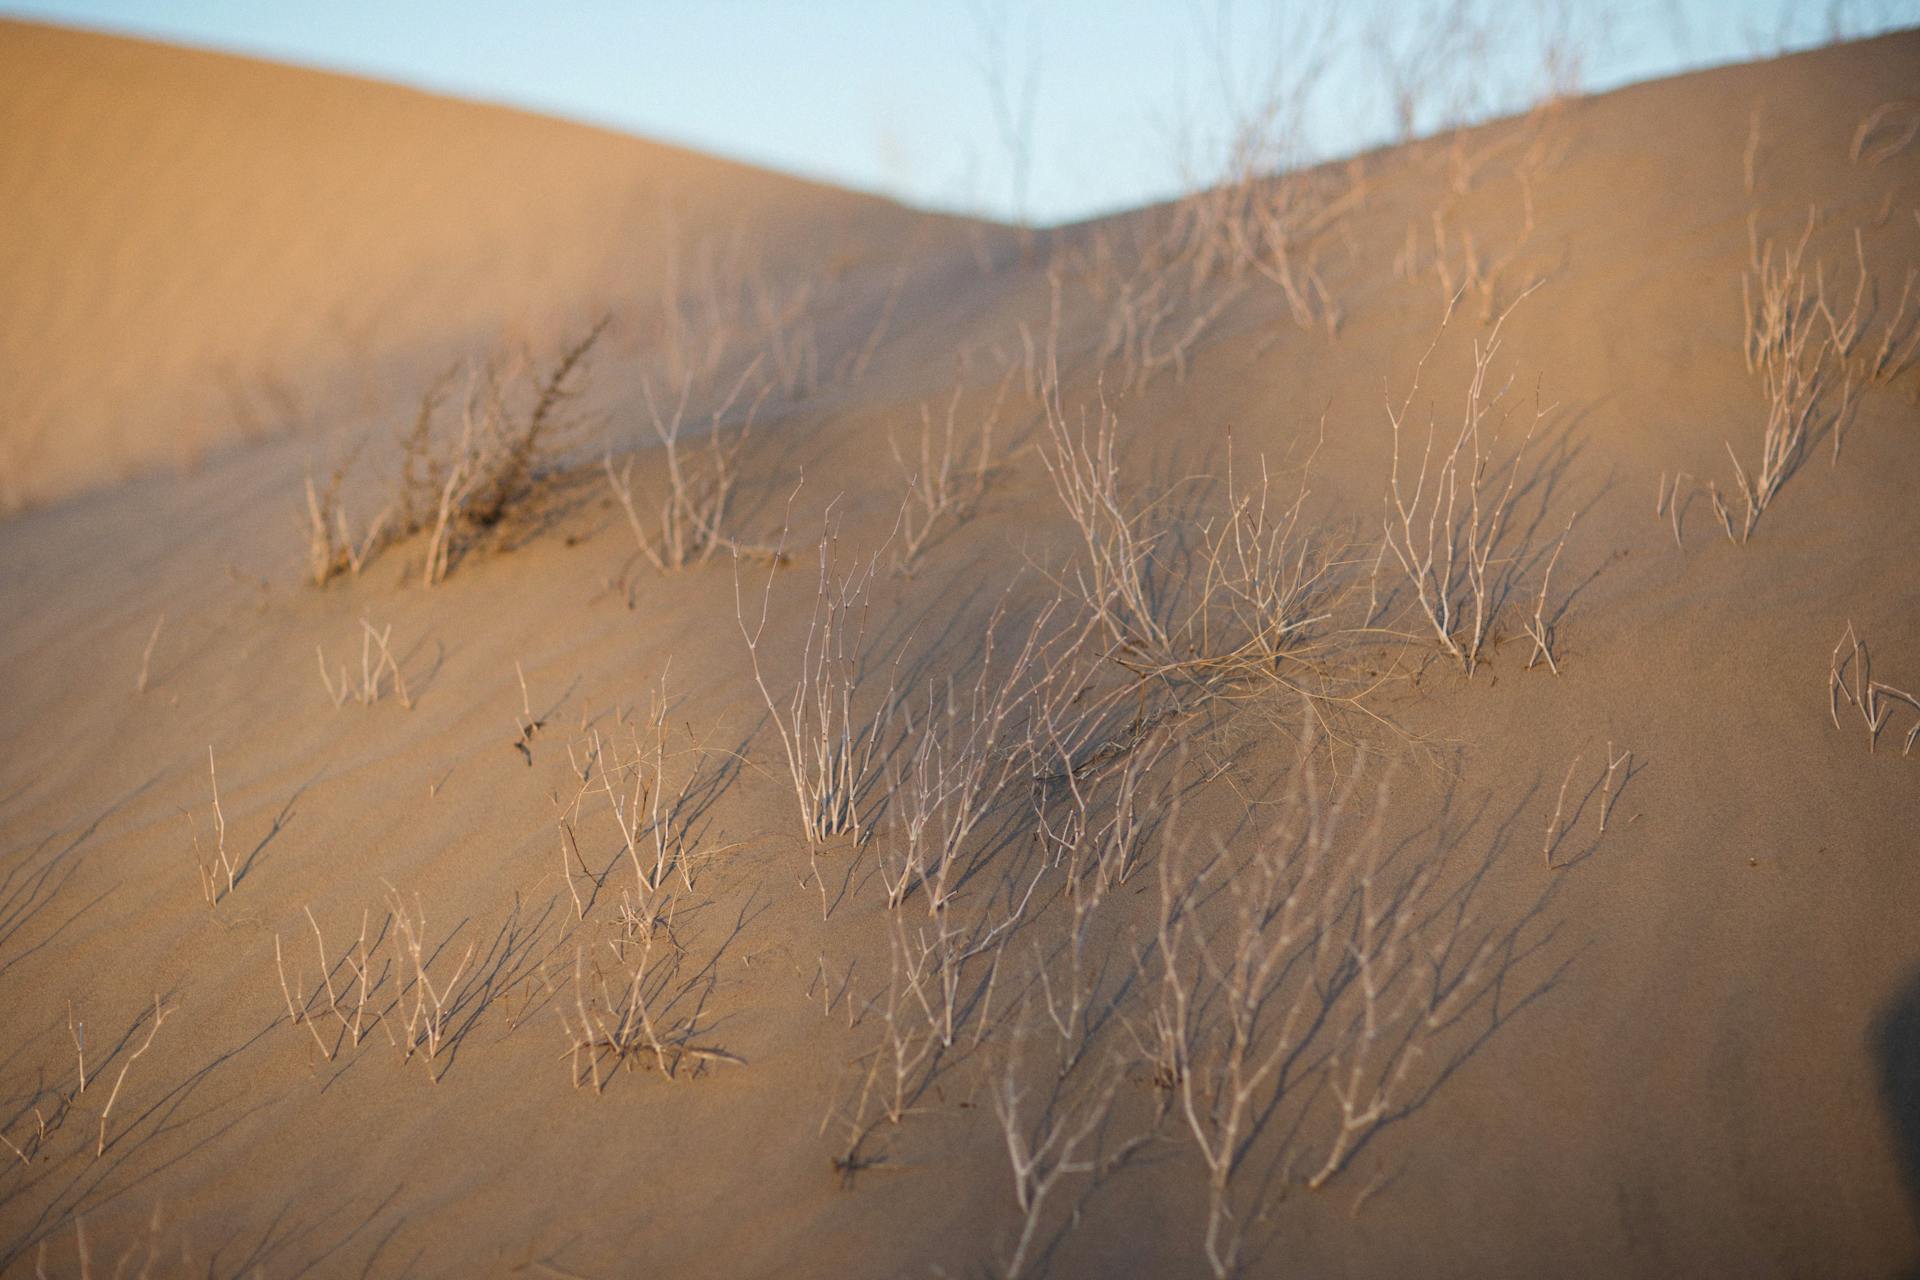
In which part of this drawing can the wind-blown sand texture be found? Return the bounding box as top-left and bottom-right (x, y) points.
(2, 18), (1918, 1279)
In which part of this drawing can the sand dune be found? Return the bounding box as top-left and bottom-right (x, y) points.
(1, 17), (1918, 1280)
(0, 20), (962, 510)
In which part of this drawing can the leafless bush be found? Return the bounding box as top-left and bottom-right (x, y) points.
(992, 1025), (1126, 1279)
(1122, 0), (1380, 350)
(1654, 470), (1689, 548)
(473, 321), (607, 527)
(967, 0), (1042, 228)
(1099, 266), (1248, 393)
(876, 597), (1062, 914)
(892, 373), (1011, 575)
(1139, 723), (1493, 1276)
(273, 889), (493, 1082)
(1599, 743), (1632, 833)
(1039, 387), (1343, 696)
(301, 323), (605, 589)
(829, 860), (1045, 1175)
(1365, 0), (1491, 143)
(273, 890), (543, 1083)
(1716, 212), (1849, 541)
(1830, 622), (1920, 756)
(1032, 709), (1172, 891)
(274, 906), (379, 1063)
(839, 912), (945, 1147)
(25, 1205), (190, 1278)
(88, 997), (172, 1160)
(1377, 286), (1550, 674)
(1029, 725), (1175, 1081)
(418, 321), (608, 584)
(1161, 2), (1343, 291)
(560, 675), (730, 912)
(558, 927), (743, 1092)
(1234, 165), (1362, 338)
(738, 519), (903, 846)
(1862, 264), (1920, 386)
(834, 597), (1136, 1169)
(605, 360), (770, 572)
(1428, 198), (1535, 324)
(383, 886), (474, 1080)
(1815, 226), (1920, 394)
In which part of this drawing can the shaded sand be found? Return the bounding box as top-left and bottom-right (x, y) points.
(2, 18), (1919, 1279)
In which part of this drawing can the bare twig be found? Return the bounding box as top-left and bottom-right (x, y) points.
(1523, 519), (1571, 674)
(1543, 753), (1581, 868)
(135, 614), (165, 695)
(1600, 743), (1631, 833)
(97, 996), (174, 1157)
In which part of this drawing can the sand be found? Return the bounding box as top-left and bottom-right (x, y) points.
(1, 17), (1918, 1279)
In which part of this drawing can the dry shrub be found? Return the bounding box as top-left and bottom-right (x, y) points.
(302, 319), (608, 588)
(605, 360), (770, 572)
(1376, 285), (1553, 675)
(1037, 377), (1361, 707)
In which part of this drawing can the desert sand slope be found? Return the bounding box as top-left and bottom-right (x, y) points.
(0, 19), (966, 511)
(1, 22), (1919, 1280)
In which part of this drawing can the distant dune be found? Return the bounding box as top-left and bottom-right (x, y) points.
(0, 18), (1917, 1280)
(0, 19), (959, 510)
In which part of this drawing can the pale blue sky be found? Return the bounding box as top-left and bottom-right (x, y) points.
(5, 1), (1916, 223)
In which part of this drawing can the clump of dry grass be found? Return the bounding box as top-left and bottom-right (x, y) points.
(1541, 752), (1582, 867)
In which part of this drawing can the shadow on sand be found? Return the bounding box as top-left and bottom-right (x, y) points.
(1873, 963), (1920, 1278)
